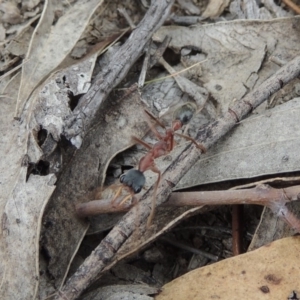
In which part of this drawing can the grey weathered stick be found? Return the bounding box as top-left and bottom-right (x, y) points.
(63, 0), (175, 147)
(56, 56), (300, 299)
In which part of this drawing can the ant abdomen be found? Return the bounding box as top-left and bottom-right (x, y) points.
(120, 169), (146, 194)
(173, 102), (196, 125)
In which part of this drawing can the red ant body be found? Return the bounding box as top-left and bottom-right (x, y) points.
(116, 103), (206, 226)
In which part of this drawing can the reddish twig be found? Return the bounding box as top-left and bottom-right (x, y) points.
(77, 185), (300, 233)
(232, 205), (243, 255)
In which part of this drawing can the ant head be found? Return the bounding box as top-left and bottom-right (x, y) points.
(173, 102), (196, 126)
(120, 169), (146, 194)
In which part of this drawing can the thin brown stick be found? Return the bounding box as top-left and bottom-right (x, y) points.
(232, 205), (243, 256)
(57, 55), (300, 300)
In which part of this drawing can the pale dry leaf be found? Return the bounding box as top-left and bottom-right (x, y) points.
(178, 98), (300, 188)
(0, 70), (57, 300)
(1, 169), (56, 299)
(30, 54), (98, 145)
(229, 0), (291, 19)
(0, 1), (23, 24)
(177, 0), (200, 15)
(158, 58), (213, 117)
(6, 25), (34, 56)
(248, 200), (300, 251)
(0, 30), (101, 300)
(153, 17), (300, 113)
(262, 0), (292, 18)
(16, 0), (103, 118)
(0, 23), (5, 41)
(0, 72), (23, 298)
(22, 0), (41, 11)
(83, 284), (158, 300)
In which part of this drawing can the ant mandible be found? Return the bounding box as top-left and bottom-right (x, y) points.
(114, 102), (206, 227)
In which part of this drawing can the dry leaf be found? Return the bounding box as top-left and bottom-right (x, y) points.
(202, 0), (231, 18)
(248, 201), (300, 251)
(153, 17), (300, 112)
(0, 23), (5, 41)
(0, 2), (104, 297)
(177, 0), (200, 15)
(1, 169), (56, 299)
(41, 89), (149, 288)
(0, 1), (23, 24)
(16, 0), (103, 118)
(156, 236), (300, 300)
(178, 98), (300, 188)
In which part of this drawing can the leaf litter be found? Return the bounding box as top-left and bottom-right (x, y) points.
(1, 0), (300, 299)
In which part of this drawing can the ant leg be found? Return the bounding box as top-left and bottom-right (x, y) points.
(118, 194), (133, 206)
(112, 187), (134, 207)
(131, 136), (153, 150)
(174, 132), (206, 153)
(144, 110), (166, 130)
(143, 110), (165, 141)
(111, 186), (123, 206)
(147, 166), (161, 228)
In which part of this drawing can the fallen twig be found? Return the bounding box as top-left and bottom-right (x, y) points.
(63, 0), (175, 147)
(282, 0), (300, 14)
(76, 185), (300, 233)
(232, 205), (243, 255)
(57, 52), (300, 300)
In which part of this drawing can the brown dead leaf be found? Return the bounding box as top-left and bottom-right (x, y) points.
(156, 236), (300, 300)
